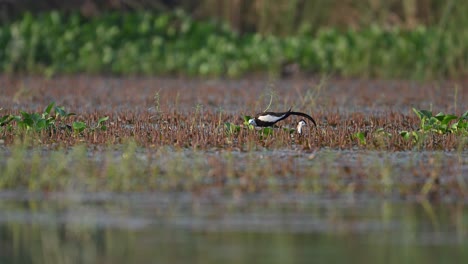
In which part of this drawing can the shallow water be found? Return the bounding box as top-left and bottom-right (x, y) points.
(1, 191), (468, 264)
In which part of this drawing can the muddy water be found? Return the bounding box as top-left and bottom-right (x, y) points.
(1, 191), (468, 264)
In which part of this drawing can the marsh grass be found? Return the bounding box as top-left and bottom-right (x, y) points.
(0, 139), (466, 199)
(1, 105), (467, 151)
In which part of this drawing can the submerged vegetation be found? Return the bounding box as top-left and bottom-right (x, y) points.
(1, 10), (468, 78)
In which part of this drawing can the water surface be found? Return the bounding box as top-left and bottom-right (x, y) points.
(1, 191), (467, 264)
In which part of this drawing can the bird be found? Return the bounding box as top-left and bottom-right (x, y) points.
(296, 119), (307, 135)
(248, 108), (317, 127)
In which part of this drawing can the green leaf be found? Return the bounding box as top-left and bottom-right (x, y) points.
(97, 116), (109, 126)
(72, 121), (87, 132)
(55, 106), (67, 117)
(353, 131), (366, 145)
(0, 115), (13, 126)
(461, 111), (468, 120)
(413, 108), (432, 120)
(224, 122), (240, 134)
(20, 112), (34, 128)
(30, 113), (41, 124)
(260, 127), (274, 136)
(434, 112), (445, 122)
(94, 116), (109, 130)
(400, 131), (410, 140)
(412, 108), (422, 120)
(420, 110), (433, 118)
(441, 114), (457, 125)
(44, 102), (55, 116)
(36, 119), (47, 131)
(243, 115), (252, 126)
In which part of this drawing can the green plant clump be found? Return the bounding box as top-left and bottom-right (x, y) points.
(1, 11), (468, 78)
(0, 102), (108, 135)
(400, 108), (468, 142)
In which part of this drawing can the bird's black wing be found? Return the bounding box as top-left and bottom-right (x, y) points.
(289, 111), (317, 126)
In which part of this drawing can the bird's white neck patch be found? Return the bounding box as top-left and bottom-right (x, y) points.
(297, 121), (306, 134)
(258, 114), (285, 122)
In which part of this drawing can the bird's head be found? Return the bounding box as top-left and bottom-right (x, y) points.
(297, 119), (307, 134)
(248, 118), (257, 126)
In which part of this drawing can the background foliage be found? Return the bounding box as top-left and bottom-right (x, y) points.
(0, 0), (467, 78)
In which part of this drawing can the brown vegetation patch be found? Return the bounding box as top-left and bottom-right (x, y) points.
(0, 75), (467, 151)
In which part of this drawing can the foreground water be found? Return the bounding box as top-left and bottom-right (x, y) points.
(1, 191), (467, 264)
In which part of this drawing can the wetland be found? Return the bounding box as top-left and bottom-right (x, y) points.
(0, 75), (467, 263)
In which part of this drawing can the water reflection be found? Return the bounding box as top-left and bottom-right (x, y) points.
(1, 192), (468, 264)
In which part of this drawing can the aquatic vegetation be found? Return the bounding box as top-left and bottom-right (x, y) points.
(1, 11), (468, 78)
(0, 102), (108, 135)
(0, 102), (75, 132)
(399, 108), (468, 146)
(411, 108), (468, 134)
(1, 104), (466, 151)
(353, 131), (367, 145)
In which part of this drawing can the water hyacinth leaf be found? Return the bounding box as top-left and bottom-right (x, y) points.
(55, 106), (67, 117)
(97, 116), (109, 125)
(400, 131), (410, 140)
(400, 131), (420, 142)
(55, 106), (76, 118)
(0, 115), (13, 126)
(243, 115), (252, 125)
(354, 131), (366, 145)
(434, 112), (444, 120)
(12, 115), (22, 122)
(36, 119), (47, 131)
(434, 113), (457, 125)
(451, 122), (460, 131)
(441, 114), (457, 125)
(461, 111), (468, 120)
(224, 122), (240, 134)
(453, 120), (467, 130)
(96, 116), (109, 130)
(413, 108), (432, 120)
(30, 113), (41, 123)
(20, 112), (34, 128)
(44, 102), (55, 116)
(72, 121), (86, 132)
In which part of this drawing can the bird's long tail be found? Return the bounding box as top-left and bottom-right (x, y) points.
(290, 111), (317, 126)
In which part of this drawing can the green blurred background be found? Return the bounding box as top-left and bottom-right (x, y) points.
(0, 0), (467, 78)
